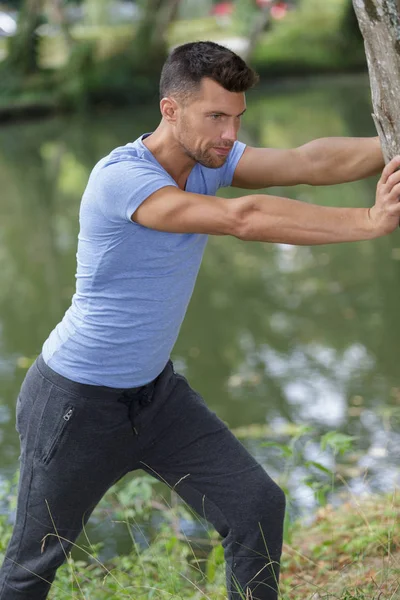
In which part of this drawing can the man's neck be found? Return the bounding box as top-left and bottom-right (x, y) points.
(142, 123), (195, 191)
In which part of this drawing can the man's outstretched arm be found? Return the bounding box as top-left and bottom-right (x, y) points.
(132, 155), (400, 245)
(232, 136), (384, 189)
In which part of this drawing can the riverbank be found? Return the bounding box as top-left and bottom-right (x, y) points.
(0, 0), (366, 122)
(0, 473), (398, 599)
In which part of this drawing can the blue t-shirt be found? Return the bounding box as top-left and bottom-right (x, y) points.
(42, 134), (246, 387)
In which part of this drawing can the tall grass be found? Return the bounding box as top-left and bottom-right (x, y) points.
(0, 428), (398, 599)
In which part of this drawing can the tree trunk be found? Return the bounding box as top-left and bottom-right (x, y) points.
(352, 0), (400, 163)
(133, 0), (181, 71)
(151, 0), (181, 50)
(47, 0), (74, 54)
(6, 0), (43, 74)
(244, 2), (280, 64)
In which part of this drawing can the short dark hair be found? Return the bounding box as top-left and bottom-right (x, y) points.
(159, 41), (259, 102)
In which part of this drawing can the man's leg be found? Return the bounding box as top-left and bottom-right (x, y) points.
(0, 357), (140, 600)
(134, 364), (286, 600)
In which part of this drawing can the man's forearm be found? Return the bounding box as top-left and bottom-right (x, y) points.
(235, 155), (400, 245)
(300, 136), (384, 186)
(236, 194), (376, 245)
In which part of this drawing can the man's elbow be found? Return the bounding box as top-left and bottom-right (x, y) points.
(228, 196), (257, 240)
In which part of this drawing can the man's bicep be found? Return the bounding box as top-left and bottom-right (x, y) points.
(131, 186), (238, 235)
(231, 146), (307, 189)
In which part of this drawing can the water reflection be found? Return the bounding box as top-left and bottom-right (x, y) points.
(0, 76), (399, 543)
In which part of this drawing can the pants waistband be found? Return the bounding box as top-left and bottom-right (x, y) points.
(35, 354), (151, 401)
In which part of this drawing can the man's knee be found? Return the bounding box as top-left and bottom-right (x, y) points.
(223, 468), (285, 561)
(236, 468), (286, 526)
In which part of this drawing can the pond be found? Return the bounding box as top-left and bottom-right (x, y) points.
(0, 73), (399, 562)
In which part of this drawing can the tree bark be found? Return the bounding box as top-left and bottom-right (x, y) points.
(133, 0), (181, 69)
(6, 0), (43, 74)
(47, 0), (74, 54)
(151, 0), (181, 50)
(352, 0), (400, 163)
(244, 1), (280, 64)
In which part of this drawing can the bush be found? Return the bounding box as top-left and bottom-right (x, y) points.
(251, 0), (366, 75)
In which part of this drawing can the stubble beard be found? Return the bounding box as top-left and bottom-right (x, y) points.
(181, 140), (228, 169)
(178, 120), (229, 169)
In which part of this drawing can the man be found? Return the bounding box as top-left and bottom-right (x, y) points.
(0, 40), (399, 600)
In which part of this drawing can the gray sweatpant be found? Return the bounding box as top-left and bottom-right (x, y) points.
(0, 355), (285, 599)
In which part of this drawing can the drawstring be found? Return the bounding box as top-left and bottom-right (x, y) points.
(120, 394), (139, 435)
(117, 386), (152, 436)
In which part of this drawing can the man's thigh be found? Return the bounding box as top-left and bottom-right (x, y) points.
(4, 361), (135, 575)
(135, 367), (271, 529)
(17, 361), (135, 520)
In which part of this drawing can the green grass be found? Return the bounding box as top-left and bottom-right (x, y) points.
(0, 436), (398, 599)
(281, 491), (400, 598)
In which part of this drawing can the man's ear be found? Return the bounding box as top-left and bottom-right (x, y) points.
(160, 97), (179, 124)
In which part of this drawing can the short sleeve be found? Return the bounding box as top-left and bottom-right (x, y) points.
(218, 141), (247, 188)
(94, 159), (178, 223)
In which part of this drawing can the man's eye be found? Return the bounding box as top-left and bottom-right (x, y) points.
(210, 114), (221, 120)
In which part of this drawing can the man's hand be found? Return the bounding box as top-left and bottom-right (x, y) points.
(369, 155), (400, 235)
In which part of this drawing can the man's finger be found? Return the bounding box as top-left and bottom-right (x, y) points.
(380, 155), (400, 185)
(388, 181), (400, 202)
(386, 168), (400, 191)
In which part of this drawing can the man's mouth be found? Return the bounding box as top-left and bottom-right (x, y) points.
(213, 147), (232, 156)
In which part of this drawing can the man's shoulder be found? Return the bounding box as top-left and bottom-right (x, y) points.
(102, 136), (149, 170)
(92, 137), (169, 185)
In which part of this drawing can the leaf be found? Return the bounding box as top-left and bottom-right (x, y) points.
(206, 544), (224, 583)
(320, 432), (358, 455)
(260, 441), (293, 458)
(304, 460), (333, 476)
(283, 509), (292, 545)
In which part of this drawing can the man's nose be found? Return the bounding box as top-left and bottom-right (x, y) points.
(221, 123), (237, 143)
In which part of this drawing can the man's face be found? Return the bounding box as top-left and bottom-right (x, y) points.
(173, 78), (246, 169)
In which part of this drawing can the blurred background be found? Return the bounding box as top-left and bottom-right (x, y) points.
(0, 0), (399, 561)
(0, 0), (364, 116)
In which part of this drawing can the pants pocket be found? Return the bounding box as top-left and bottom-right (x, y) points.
(41, 405), (75, 465)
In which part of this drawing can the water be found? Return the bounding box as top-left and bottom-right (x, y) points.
(0, 74), (399, 559)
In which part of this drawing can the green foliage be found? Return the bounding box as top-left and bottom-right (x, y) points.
(5, 1), (44, 76)
(0, 0), (369, 115)
(56, 35), (160, 111)
(262, 426), (360, 515)
(251, 0), (366, 75)
(320, 431), (358, 456)
(112, 475), (156, 516)
(233, 0), (259, 37)
(340, 591), (369, 600)
(5, 0), (23, 7)
(0, 476), (16, 555)
(0, 58), (57, 113)
(206, 543), (224, 584)
(0, 432), (398, 600)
